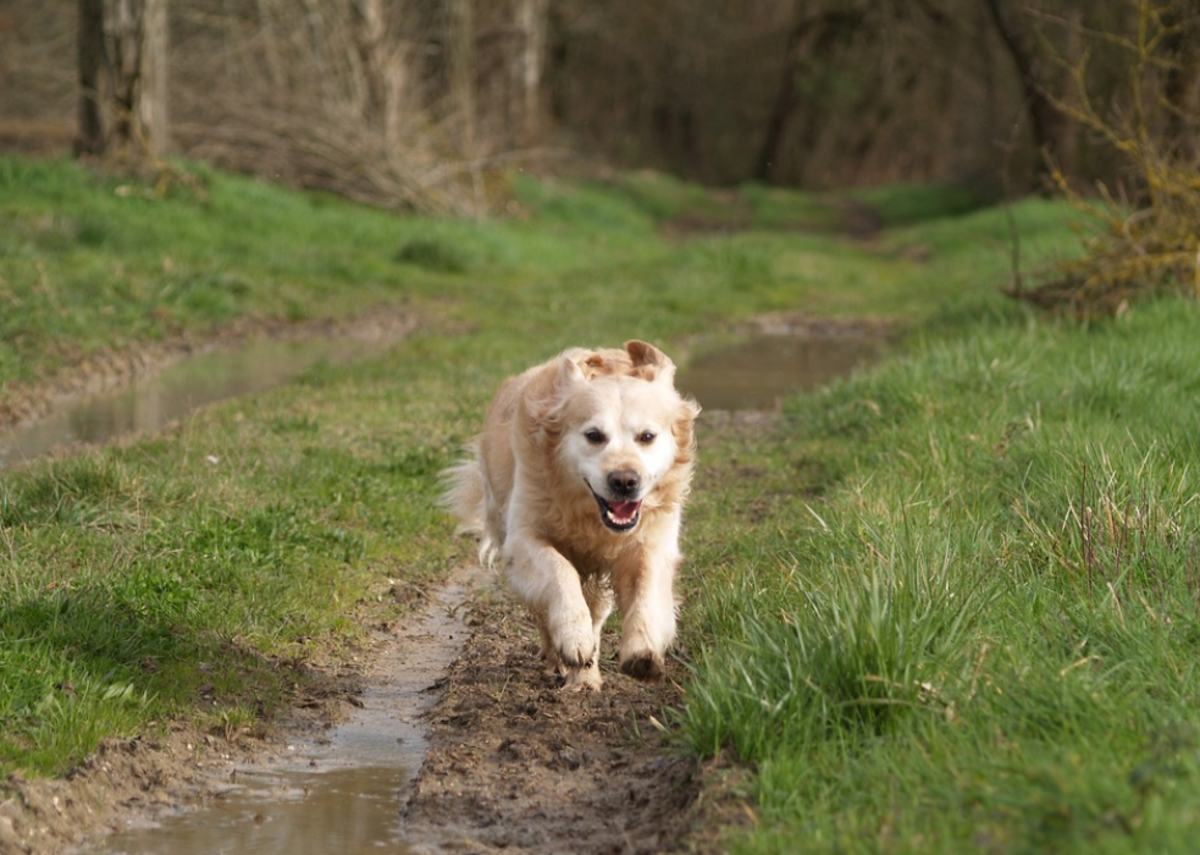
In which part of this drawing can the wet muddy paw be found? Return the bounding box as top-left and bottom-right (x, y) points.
(619, 653), (664, 682)
(561, 665), (603, 692)
(554, 631), (596, 670)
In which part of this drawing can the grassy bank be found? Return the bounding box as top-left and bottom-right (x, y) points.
(7, 154), (1195, 852)
(680, 300), (1200, 852)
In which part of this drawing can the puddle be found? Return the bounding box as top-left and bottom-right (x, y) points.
(88, 564), (485, 855)
(676, 333), (882, 410)
(0, 333), (396, 468)
(96, 765), (413, 855)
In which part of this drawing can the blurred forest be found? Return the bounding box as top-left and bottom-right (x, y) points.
(0, 0), (1197, 213)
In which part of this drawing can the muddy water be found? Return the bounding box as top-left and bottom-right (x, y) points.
(98, 766), (412, 855)
(0, 334), (393, 468)
(91, 565), (484, 855)
(676, 333), (881, 410)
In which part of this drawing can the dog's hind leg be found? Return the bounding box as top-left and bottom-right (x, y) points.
(583, 577), (614, 648)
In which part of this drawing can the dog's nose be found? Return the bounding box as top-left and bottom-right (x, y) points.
(607, 469), (641, 496)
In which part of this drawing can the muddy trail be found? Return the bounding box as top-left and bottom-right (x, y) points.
(401, 587), (707, 854)
(1, 563), (714, 855)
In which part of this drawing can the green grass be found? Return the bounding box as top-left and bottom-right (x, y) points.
(0, 385), (465, 770)
(678, 295), (1200, 853)
(846, 180), (989, 226)
(0, 156), (484, 386)
(599, 170), (991, 232)
(7, 153), (1198, 852)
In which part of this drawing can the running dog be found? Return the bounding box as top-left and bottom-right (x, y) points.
(442, 340), (700, 690)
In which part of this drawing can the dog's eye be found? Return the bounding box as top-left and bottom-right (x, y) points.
(636, 430), (657, 445)
(584, 428), (607, 445)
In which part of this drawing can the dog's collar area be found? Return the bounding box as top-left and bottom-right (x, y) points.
(586, 482), (641, 532)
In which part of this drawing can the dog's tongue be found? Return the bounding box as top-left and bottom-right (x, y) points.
(608, 501), (640, 523)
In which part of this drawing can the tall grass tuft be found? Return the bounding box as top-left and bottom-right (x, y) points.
(682, 521), (994, 762)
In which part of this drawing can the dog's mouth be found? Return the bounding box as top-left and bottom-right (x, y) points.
(588, 487), (642, 533)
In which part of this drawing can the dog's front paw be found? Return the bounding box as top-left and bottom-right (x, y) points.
(619, 651), (665, 682)
(562, 662), (603, 692)
(552, 622), (597, 669)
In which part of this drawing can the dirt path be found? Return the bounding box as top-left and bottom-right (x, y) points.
(399, 581), (704, 854)
(1, 565), (714, 855)
(4, 310), (884, 853)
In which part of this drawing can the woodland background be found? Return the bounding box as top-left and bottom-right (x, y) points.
(0, 1), (1197, 214)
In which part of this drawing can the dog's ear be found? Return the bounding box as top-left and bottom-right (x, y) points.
(557, 350), (588, 386)
(624, 340), (676, 384)
(524, 351), (586, 440)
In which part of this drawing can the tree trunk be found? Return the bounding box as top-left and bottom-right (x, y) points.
(137, 0), (169, 155)
(445, 0), (484, 210)
(446, 0), (475, 149)
(111, 0), (169, 157)
(356, 0), (388, 126)
(516, 0), (548, 144)
(1163, 5), (1200, 160)
(1055, 1), (1082, 178)
(980, 0), (1062, 181)
(75, 0), (106, 156)
(754, 9), (864, 183)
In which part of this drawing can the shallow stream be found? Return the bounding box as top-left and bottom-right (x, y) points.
(1, 328), (882, 470)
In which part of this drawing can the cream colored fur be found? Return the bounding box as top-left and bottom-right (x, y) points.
(442, 340), (700, 690)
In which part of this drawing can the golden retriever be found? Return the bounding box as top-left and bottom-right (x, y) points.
(442, 340), (700, 690)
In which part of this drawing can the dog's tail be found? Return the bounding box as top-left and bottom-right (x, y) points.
(439, 443), (499, 567)
(440, 442), (486, 531)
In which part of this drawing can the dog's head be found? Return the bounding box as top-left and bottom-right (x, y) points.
(547, 341), (699, 533)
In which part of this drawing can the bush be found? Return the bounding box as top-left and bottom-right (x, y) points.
(1012, 1), (1199, 317)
